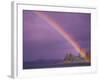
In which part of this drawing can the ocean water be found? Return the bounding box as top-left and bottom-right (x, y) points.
(23, 59), (90, 69)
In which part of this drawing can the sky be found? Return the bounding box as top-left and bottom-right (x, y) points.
(23, 10), (91, 62)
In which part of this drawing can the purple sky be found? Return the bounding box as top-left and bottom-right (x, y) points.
(23, 10), (91, 62)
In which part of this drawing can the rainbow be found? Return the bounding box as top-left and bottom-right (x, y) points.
(34, 11), (90, 62)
